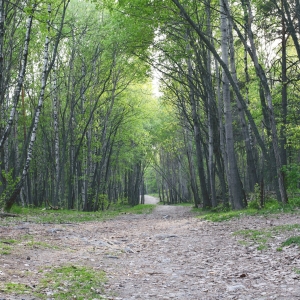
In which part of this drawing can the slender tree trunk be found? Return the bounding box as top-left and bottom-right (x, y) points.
(0, 0), (4, 107)
(52, 60), (60, 207)
(4, 2), (69, 210)
(0, 6), (35, 150)
(220, 0), (245, 209)
(186, 50), (210, 207)
(242, 0), (287, 204)
(206, 1), (217, 207)
(5, 16), (50, 210)
(171, 0), (269, 162)
(295, 0), (300, 33)
(183, 127), (200, 206)
(227, 3), (258, 192)
(280, 0), (287, 168)
(216, 58), (229, 206)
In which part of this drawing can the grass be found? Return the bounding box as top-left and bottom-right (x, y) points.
(2, 265), (107, 299)
(293, 268), (300, 274)
(281, 236), (300, 247)
(234, 224), (300, 251)
(1, 203), (156, 225)
(0, 239), (17, 255)
(2, 282), (29, 294)
(35, 265), (106, 299)
(0, 235), (58, 256)
(25, 239), (58, 249)
(194, 197), (300, 222)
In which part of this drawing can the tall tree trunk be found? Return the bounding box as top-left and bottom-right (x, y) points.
(172, 0), (269, 162)
(227, 3), (258, 192)
(0, 5), (35, 150)
(4, 1), (69, 210)
(206, 0), (217, 207)
(280, 0), (287, 168)
(0, 0), (4, 107)
(242, 0), (287, 204)
(220, 0), (245, 209)
(216, 58), (229, 206)
(186, 48), (210, 207)
(52, 60), (60, 207)
(184, 129), (201, 207)
(5, 15), (51, 210)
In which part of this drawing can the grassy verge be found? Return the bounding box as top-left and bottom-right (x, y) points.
(193, 197), (300, 222)
(234, 224), (300, 251)
(0, 203), (156, 225)
(1, 265), (107, 300)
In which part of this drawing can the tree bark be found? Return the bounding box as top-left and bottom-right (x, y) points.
(186, 41), (210, 207)
(219, 0), (245, 209)
(0, 0), (4, 107)
(5, 21), (51, 211)
(227, 0), (258, 192)
(241, 0), (287, 204)
(0, 5), (35, 151)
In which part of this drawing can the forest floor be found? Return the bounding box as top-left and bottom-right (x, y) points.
(0, 196), (300, 299)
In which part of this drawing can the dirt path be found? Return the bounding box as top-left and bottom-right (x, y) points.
(144, 195), (160, 205)
(0, 200), (300, 299)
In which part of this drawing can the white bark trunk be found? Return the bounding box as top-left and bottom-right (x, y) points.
(0, 6), (35, 150)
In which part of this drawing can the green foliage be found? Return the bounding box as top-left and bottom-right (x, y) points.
(234, 229), (272, 250)
(0, 169), (19, 210)
(286, 125), (300, 150)
(248, 184), (262, 209)
(171, 202), (193, 207)
(35, 265), (106, 299)
(2, 282), (29, 294)
(210, 204), (231, 213)
(25, 239), (58, 250)
(0, 235), (57, 255)
(282, 164), (300, 195)
(2, 265), (107, 299)
(194, 195), (300, 222)
(263, 198), (280, 210)
(294, 268), (300, 274)
(281, 236), (300, 247)
(0, 239), (16, 255)
(195, 209), (253, 222)
(288, 197), (300, 207)
(126, 204), (155, 214)
(234, 224), (300, 251)
(1, 203), (155, 225)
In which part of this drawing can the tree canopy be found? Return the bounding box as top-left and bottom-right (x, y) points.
(1, 0), (300, 211)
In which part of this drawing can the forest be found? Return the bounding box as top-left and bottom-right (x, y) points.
(0, 0), (300, 212)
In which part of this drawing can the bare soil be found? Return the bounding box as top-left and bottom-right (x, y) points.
(0, 197), (300, 299)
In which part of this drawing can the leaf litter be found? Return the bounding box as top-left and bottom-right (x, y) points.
(0, 201), (299, 299)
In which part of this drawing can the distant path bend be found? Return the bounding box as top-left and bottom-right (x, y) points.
(143, 194), (160, 205)
(143, 194), (193, 219)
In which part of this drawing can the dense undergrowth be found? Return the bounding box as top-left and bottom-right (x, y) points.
(194, 197), (300, 222)
(0, 203), (155, 225)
